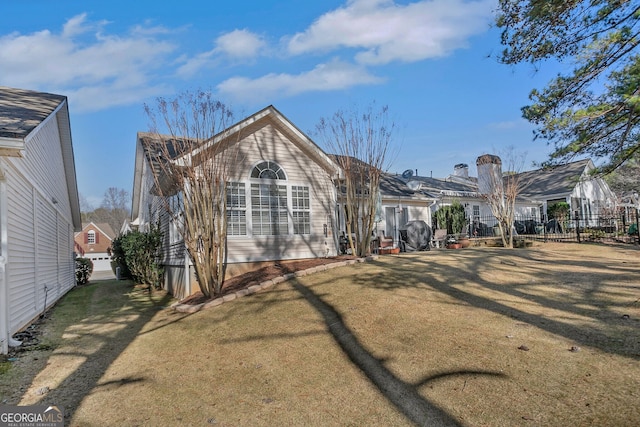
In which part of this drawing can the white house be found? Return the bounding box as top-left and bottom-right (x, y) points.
(131, 106), (438, 299)
(517, 158), (617, 222)
(375, 172), (434, 245)
(0, 86), (81, 353)
(402, 156), (617, 234)
(131, 106), (343, 298)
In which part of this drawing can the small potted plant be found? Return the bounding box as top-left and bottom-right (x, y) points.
(457, 234), (471, 248)
(445, 235), (462, 249)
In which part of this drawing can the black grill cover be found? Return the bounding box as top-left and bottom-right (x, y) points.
(398, 220), (432, 252)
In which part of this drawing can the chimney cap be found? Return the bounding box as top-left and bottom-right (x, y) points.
(476, 154), (502, 166)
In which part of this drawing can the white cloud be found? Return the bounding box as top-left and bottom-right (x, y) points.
(66, 82), (174, 113)
(217, 59), (384, 103)
(176, 50), (217, 78)
(487, 119), (529, 130)
(287, 0), (494, 64)
(176, 29), (266, 78)
(216, 29), (266, 59)
(0, 14), (177, 112)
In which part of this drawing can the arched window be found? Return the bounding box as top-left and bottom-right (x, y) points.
(251, 161), (286, 180)
(87, 230), (96, 244)
(226, 160), (311, 237)
(251, 161), (288, 235)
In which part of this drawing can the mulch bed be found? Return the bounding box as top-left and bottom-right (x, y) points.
(179, 256), (358, 305)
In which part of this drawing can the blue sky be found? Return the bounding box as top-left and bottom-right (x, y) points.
(0, 0), (564, 208)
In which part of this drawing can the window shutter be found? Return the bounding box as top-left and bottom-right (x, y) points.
(84, 233), (88, 244)
(95, 233), (100, 244)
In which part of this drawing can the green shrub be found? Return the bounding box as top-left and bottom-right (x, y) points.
(110, 234), (132, 279)
(435, 201), (467, 234)
(548, 202), (570, 220)
(111, 225), (163, 289)
(75, 257), (93, 285)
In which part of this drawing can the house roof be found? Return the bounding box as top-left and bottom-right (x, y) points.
(80, 222), (117, 240)
(405, 176), (480, 199)
(380, 173), (418, 198)
(402, 159), (601, 203)
(132, 105), (342, 220)
(0, 86), (81, 231)
(0, 87), (66, 140)
(328, 156), (431, 201)
(517, 159), (592, 199)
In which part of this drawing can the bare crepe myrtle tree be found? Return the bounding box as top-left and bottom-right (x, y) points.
(143, 90), (237, 299)
(315, 103), (396, 257)
(478, 149), (526, 249)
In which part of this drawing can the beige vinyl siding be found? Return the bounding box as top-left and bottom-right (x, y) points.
(225, 123), (337, 263)
(135, 159), (156, 230)
(135, 111), (340, 298)
(137, 160), (187, 266)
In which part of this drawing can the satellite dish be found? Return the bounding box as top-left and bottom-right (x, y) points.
(402, 169), (414, 179)
(407, 180), (421, 191)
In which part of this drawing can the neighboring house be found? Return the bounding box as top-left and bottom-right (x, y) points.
(517, 159), (617, 222)
(330, 157), (435, 246)
(375, 173), (434, 244)
(74, 222), (116, 272)
(0, 86), (81, 353)
(405, 163), (502, 228)
(402, 157), (616, 230)
(131, 106), (342, 299)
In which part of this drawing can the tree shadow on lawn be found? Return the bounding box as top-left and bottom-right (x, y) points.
(290, 279), (506, 427)
(358, 248), (640, 360)
(15, 279), (181, 424)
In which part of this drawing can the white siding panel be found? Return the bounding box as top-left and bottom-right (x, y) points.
(4, 115), (78, 336)
(6, 169), (36, 334)
(57, 218), (74, 298)
(37, 195), (58, 290)
(19, 117), (73, 222)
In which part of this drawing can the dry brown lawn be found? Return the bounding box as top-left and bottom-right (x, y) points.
(1, 242), (639, 426)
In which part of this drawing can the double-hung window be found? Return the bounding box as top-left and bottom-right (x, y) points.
(227, 182), (247, 235)
(291, 185), (310, 234)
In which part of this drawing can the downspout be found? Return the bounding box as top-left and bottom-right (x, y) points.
(184, 242), (191, 297)
(0, 163), (8, 354)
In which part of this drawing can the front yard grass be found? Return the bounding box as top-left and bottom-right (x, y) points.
(1, 242), (639, 426)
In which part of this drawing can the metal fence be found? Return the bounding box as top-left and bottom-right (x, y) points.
(446, 210), (640, 244)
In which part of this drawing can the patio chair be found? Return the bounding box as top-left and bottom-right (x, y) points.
(431, 229), (447, 248)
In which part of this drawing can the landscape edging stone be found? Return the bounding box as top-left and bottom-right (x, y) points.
(172, 255), (378, 313)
